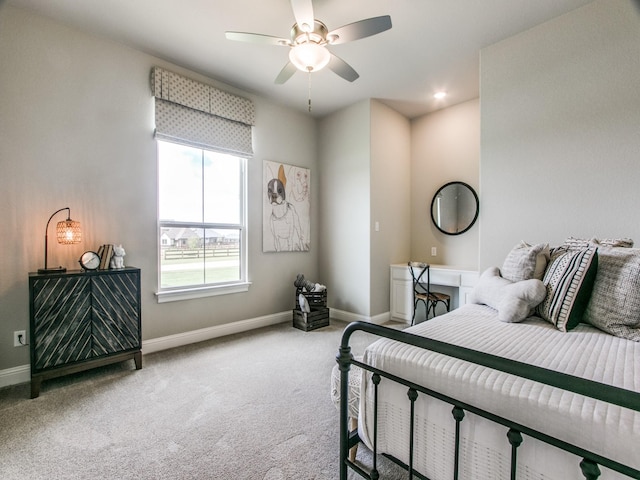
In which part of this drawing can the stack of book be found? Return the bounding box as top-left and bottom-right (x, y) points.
(96, 244), (114, 270)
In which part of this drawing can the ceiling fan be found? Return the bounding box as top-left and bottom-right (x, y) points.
(225, 0), (392, 85)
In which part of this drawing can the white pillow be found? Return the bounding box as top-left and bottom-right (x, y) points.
(470, 267), (546, 323)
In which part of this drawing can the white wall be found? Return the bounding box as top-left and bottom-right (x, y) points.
(410, 99), (480, 270)
(480, 0), (640, 268)
(0, 6), (318, 372)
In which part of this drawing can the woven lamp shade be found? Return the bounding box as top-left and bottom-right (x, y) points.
(56, 219), (82, 244)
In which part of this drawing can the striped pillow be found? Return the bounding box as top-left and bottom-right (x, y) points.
(535, 247), (598, 332)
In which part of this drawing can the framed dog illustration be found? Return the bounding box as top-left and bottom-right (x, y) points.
(263, 161), (310, 253)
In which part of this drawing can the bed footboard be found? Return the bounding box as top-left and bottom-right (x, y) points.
(337, 321), (640, 480)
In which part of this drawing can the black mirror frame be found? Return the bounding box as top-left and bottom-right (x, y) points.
(430, 181), (479, 236)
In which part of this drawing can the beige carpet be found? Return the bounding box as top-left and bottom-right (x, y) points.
(0, 319), (407, 479)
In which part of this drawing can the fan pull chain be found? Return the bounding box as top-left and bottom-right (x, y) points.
(307, 68), (313, 112)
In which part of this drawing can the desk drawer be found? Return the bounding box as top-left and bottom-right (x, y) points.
(392, 266), (411, 281)
(429, 270), (461, 287)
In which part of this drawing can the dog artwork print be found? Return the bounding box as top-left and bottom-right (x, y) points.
(263, 161), (310, 253)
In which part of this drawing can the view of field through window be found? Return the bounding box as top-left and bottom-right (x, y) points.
(158, 141), (244, 289)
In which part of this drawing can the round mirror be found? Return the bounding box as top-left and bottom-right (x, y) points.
(430, 181), (479, 235)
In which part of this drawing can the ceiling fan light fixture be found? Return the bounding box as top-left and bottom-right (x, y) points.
(291, 20), (328, 45)
(225, 5), (392, 88)
(289, 43), (330, 72)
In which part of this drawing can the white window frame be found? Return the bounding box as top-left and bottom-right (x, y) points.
(155, 141), (250, 303)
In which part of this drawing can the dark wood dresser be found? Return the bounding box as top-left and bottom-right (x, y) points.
(28, 267), (142, 398)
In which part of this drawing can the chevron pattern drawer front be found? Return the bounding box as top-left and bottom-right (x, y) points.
(31, 276), (93, 370)
(91, 273), (140, 356)
(29, 267), (141, 397)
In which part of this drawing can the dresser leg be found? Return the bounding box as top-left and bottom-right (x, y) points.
(134, 351), (142, 370)
(30, 377), (41, 399)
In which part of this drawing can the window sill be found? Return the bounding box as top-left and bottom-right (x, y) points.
(155, 282), (251, 303)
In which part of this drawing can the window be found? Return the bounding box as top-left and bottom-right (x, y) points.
(156, 140), (248, 302)
(150, 67), (254, 301)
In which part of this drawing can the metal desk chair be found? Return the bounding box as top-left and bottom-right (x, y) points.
(408, 261), (451, 325)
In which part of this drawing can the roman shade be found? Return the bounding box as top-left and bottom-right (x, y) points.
(151, 67), (255, 156)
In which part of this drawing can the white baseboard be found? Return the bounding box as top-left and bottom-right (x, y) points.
(330, 308), (390, 325)
(141, 311), (291, 354)
(0, 309), (393, 389)
(0, 311), (292, 390)
(0, 364), (31, 389)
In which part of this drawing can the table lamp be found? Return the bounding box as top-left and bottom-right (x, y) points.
(37, 207), (82, 274)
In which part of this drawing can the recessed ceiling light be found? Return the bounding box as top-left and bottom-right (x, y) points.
(434, 91), (447, 99)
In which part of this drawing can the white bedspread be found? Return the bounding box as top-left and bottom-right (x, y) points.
(358, 304), (640, 480)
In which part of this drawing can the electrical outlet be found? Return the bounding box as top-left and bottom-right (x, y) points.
(431, 247), (437, 256)
(13, 330), (26, 347)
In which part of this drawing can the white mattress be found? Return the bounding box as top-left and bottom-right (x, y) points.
(358, 304), (640, 480)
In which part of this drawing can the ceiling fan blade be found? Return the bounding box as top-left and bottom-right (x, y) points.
(328, 53), (359, 82)
(225, 31), (290, 46)
(290, 0), (315, 32)
(327, 15), (392, 45)
(275, 62), (298, 84)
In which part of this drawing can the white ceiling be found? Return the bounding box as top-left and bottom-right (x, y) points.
(6, 0), (595, 118)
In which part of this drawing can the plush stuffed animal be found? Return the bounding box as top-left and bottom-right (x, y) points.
(110, 244), (126, 269)
(294, 273), (326, 292)
(469, 267), (546, 323)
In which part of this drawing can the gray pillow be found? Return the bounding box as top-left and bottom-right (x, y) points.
(564, 236), (634, 249)
(501, 241), (550, 282)
(583, 246), (640, 341)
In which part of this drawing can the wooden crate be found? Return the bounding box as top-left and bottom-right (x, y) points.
(295, 287), (327, 308)
(292, 307), (329, 331)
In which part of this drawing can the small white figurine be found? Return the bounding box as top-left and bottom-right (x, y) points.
(110, 244), (126, 269)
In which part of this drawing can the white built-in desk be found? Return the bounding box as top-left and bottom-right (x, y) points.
(390, 264), (479, 323)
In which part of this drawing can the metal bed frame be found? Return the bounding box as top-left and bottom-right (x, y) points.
(337, 321), (640, 480)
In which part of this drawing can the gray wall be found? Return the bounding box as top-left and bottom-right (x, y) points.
(410, 99), (480, 270)
(318, 101), (372, 316)
(318, 99), (411, 320)
(480, 0), (640, 268)
(0, 6), (318, 372)
(5, 0), (633, 375)
(370, 100), (411, 317)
